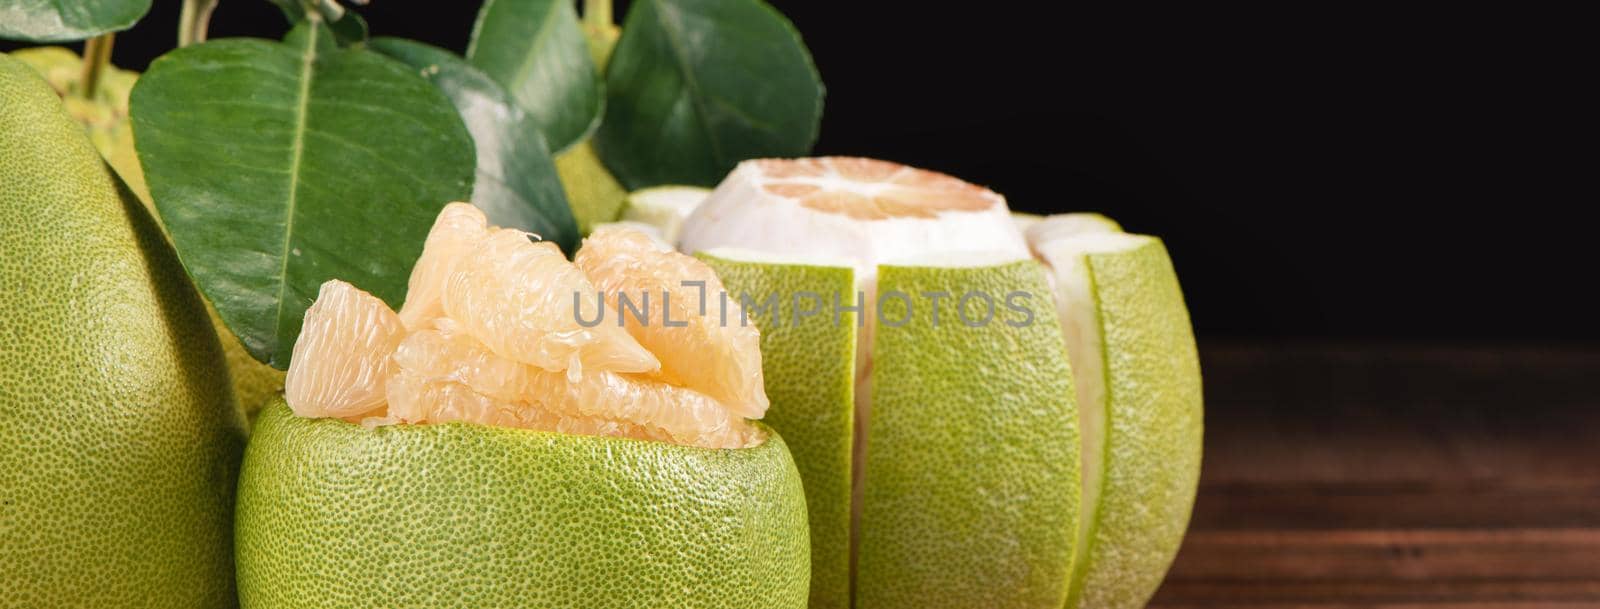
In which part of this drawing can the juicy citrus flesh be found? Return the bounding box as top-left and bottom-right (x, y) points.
(284, 203), (769, 449)
(749, 157), (1002, 220)
(576, 224), (769, 417)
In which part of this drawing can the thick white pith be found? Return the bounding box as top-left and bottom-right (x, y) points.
(1030, 231), (1152, 599)
(620, 185), (711, 245)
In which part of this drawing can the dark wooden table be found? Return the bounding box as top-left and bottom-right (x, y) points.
(1149, 341), (1600, 608)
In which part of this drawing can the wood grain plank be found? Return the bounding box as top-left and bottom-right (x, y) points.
(1146, 342), (1600, 606)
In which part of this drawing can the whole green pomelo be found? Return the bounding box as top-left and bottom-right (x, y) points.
(10, 46), (286, 419)
(237, 401), (811, 609)
(0, 53), (246, 608)
(10, 46), (148, 203)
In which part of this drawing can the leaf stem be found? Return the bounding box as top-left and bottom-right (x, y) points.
(584, 0), (613, 29)
(178, 0), (220, 47)
(78, 34), (114, 101)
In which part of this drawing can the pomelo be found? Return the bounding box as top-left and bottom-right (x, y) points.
(1030, 232), (1203, 609)
(685, 157), (1202, 609)
(0, 53), (245, 607)
(10, 46), (146, 202)
(1025, 212), (1122, 247)
(10, 46), (287, 418)
(243, 204), (810, 606)
(238, 401), (809, 609)
(618, 185), (711, 245)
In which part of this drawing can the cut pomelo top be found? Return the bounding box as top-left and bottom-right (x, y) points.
(748, 157), (1002, 220)
(679, 157), (1029, 276)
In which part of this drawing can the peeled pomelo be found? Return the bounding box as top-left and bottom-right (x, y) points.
(1025, 212), (1123, 247)
(442, 221), (659, 375)
(288, 206), (771, 447)
(238, 400), (809, 609)
(1012, 210), (1044, 233)
(1030, 231), (1203, 609)
(577, 224), (768, 417)
(1, 53), (245, 607)
(243, 203), (807, 606)
(284, 280), (408, 420)
(686, 157), (1202, 609)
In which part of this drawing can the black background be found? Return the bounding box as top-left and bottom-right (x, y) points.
(6, 3), (1590, 341)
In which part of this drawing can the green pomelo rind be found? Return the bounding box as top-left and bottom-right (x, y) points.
(699, 252), (858, 609)
(236, 401), (812, 609)
(11, 47), (286, 418)
(10, 46), (149, 203)
(1060, 236), (1202, 609)
(1, 53), (246, 607)
(858, 260), (1080, 609)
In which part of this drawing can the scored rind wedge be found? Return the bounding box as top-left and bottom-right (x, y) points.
(682, 157), (1202, 609)
(683, 158), (1084, 609)
(859, 259), (1079, 608)
(1031, 232), (1202, 609)
(237, 401), (811, 609)
(699, 250), (859, 608)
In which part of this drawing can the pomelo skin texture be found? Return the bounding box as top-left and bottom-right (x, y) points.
(704, 253), (1080, 609)
(10, 47), (286, 419)
(1054, 237), (1203, 609)
(700, 254), (858, 609)
(237, 401), (811, 609)
(859, 261), (1079, 609)
(0, 54), (247, 608)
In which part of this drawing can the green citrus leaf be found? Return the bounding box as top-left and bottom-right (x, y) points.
(0, 0), (152, 42)
(370, 37), (579, 255)
(466, 0), (602, 154)
(595, 0), (823, 189)
(130, 21), (477, 369)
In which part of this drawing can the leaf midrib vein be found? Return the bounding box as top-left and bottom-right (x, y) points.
(272, 23), (319, 362)
(653, 1), (726, 167)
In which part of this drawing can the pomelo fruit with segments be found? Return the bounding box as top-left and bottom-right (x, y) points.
(1030, 230), (1203, 609)
(685, 157), (1202, 609)
(248, 203), (805, 606)
(286, 206), (766, 448)
(684, 157), (1078, 609)
(238, 400), (809, 609)
(0, 53), (245, 607)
